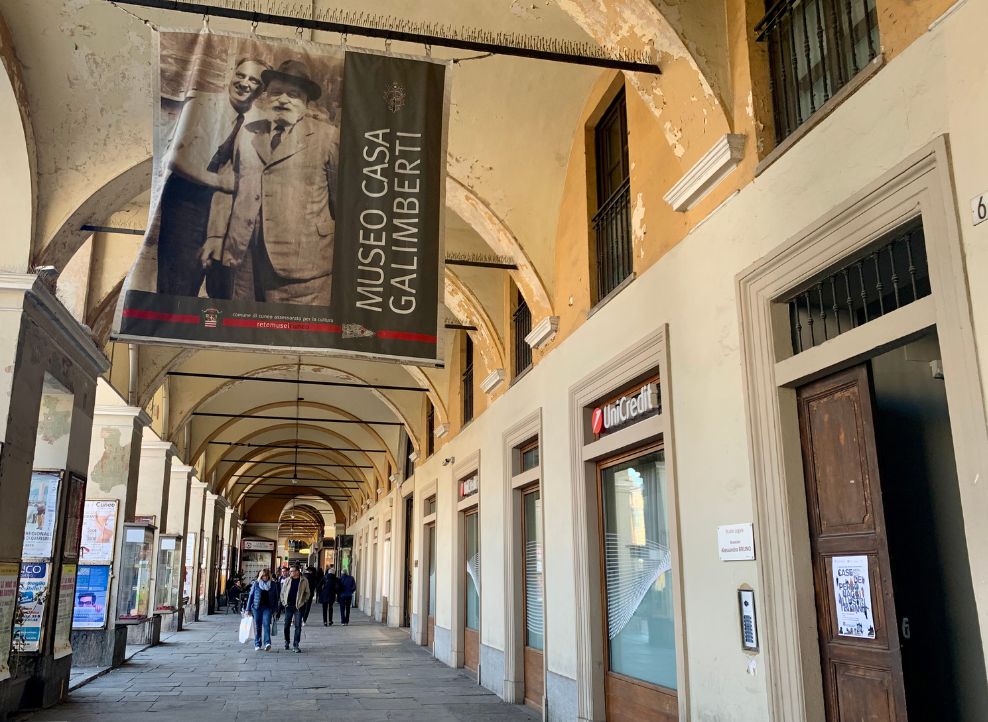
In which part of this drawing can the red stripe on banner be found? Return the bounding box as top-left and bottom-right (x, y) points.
(222, 318), (342, 333)
(123, 308), (200, 324)
(376, 330), (438, 344)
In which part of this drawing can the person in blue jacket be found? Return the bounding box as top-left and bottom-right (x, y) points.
(246, 568), (279, 651)
(337, 568), (357, 625)
(319, 565), (338, 626)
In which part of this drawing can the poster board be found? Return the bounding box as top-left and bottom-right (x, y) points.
(62, 474), (87, 561)
(15, 562), (49, 653)
(23, 471), (61, 558)
(0, 563), (20, 680)
(80, 499), (119, 563)
(53, 563), (77, 659)
(73, 565), (110, 630)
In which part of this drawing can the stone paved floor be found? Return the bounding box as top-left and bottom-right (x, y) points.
(16, 610), (539, 721)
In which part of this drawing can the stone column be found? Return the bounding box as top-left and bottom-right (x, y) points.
(223, 506), (235, 583)
(134, 438), (174, 628)
(70, 381), (149, 669)
(161, 463), (192, 631)
(201, 492), (218, 615)
(205, 494), (228, 614)
(184, 479), (207, 622)
(0, 274), (108, 713)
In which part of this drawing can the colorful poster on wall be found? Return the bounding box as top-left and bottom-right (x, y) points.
(53, 563), (77, 659)
(23, 471), (61, 558)
(0, 562), (20, 681)
(832, 555), (876, 639)
(73, 565), (110, 630)
(15, 562), (49, 653)
(183, 532), (196, 600)
(62, 474), (87, 560)
(80, 499), (118, 563)
(113, 30), (449, 366)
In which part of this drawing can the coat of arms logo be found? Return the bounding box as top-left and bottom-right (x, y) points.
(384, 81), (407, 113)
(202, 307), (220, 329)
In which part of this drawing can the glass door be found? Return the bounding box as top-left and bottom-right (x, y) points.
(598, 446), (678, 721)
(521, 486), (544, 709)
(426, 523), (436, 649)
(463, 510), (480, 670)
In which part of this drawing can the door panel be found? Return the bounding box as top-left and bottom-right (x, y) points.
(464, 510), (480, 671)
(521, 487), (544, 709)
(524, 647), (544, 708)
(797, 365), (907, 721)
(464, 628), (479, 671)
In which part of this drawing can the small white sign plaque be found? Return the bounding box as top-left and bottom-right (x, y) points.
(972, 192), (988, 226)
(718, 523), (755, 561)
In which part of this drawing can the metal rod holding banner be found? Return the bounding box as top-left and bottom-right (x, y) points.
(168, 371), (427, 392)
(219, 459), (372, 469)
(192, 411), (403, 426)
(208, 441), (387, 453)
(113, 0), (661, 74)
(230, 476), (365, 484)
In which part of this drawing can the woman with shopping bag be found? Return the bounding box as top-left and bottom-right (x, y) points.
(245, 569), (279, 651)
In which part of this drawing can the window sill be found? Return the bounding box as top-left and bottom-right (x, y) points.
(588, 272), (637, 320)
(755, 54), (886, 178)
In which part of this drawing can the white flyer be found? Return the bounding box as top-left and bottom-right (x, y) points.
(832, 555), (876, 639)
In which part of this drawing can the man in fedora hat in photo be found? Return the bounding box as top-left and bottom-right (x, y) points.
(200, 59), (339, 306)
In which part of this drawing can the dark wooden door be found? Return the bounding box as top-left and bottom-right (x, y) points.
(797, 365), (908, 721)
(402, 496), (414, 627)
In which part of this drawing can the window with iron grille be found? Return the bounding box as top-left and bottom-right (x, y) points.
(462, 334), (474, 424)
(757, 0), (880, 144)
(403, 434), (415, 481)
(426, 400), (435, 457)
(593, 90), (633, 303)
(780, 219), (930, 355)
(513, 288), (532, 376)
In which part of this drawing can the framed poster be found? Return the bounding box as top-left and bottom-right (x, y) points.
(112, 30), (449, 366)
(80, 499), (118, 563)
(53, 563), (77, 659)
(73, 565), (110, 629)
(62, 474), (87, 560)
(0, 562), (20, 680)
(832, 555), (877, 639)
(15, 562), (49, 653)
(23, 471), (61, 558)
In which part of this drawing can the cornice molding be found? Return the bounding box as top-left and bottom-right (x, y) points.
(480, 368), (506, 394)
(525, 316), (559, 350)
(663, 133), (746, 212)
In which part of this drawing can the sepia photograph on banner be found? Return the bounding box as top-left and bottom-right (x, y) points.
(113, 30), (448, 365)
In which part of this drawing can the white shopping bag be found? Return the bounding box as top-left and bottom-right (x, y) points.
(238, 614), (255, 644)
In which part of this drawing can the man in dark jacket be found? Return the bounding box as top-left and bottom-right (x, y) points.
(319, 565), (338, 626)
(337, 568), (357, 626)
(301, 566), (319, 624)
(279, 566), (311, 652)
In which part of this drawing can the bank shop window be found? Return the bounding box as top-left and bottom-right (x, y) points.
(600, 448), (676, 689)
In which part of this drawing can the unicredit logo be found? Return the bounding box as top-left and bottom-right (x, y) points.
(591, 383), (658, 435)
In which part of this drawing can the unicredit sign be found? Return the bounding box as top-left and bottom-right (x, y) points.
(591, 383), (659, 435)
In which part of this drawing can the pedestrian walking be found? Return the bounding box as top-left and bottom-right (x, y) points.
(337, 567), (356, 626)
(279, 565), (311, 652)
(319, 565), (338, 626)
(301, 565), (319, 624)
(245, 569), (278, 651)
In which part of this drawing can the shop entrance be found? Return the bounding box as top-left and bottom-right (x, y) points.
(596, 445), (677, 722)
(520, 485), (544, 709)
(426, 522), (436, 649)
(796, 338), (986, 720)
(462, 509), (480, 671)
(402, 495), (414, 628)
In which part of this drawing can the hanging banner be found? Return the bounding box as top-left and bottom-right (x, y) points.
(0, 563), (19, 681)
(73, 565), (110, 630)
(80, 499), (119, 563)
(15, 562), (49, 653)
(23, 471), (61, 559)
(53, 563), (77, 659)
(113, 30), (448, 366)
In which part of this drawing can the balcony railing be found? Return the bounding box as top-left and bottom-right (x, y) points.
(757, 0), (879, 143)
(593, 177), (633, 302)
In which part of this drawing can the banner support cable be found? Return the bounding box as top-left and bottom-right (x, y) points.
(167, 371), (427, 392)
(113, 0), (661, 74)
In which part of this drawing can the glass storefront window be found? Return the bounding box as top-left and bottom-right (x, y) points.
(464, 512), (480, 631)
(117, 526), (153, 619)
(427, 525), (436, 617)
(600, 449), (676, 689)
(521, 442), (539, 472)
(523, 489), (544, 651)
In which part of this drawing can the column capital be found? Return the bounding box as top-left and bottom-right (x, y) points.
(190, 477), (208, 491)
(141, 439), (176, 456)
(93, 405), (152, 427)
(171, 462), (194, 477)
